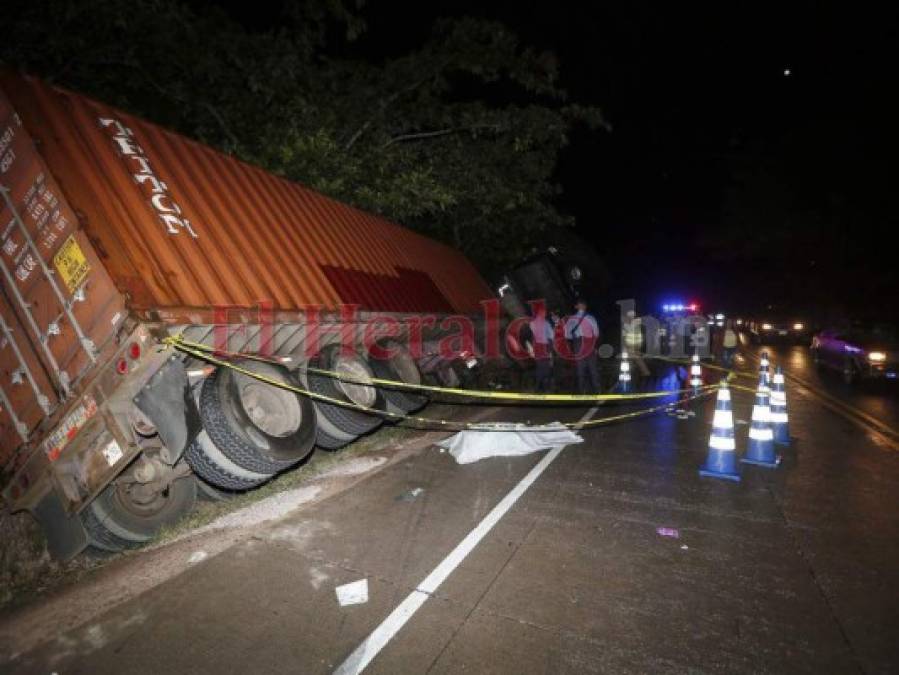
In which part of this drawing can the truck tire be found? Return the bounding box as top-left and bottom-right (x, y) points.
(199, 359), (317, 475)
(306, 345), (385, 437)
(193, 474), (238, 502)
(185, 431), (270, 491)
(368, 339), (427, 414)
(315, 427), (354, 451)
(296, 371), (359, 451)
(80, 474), (197, 552)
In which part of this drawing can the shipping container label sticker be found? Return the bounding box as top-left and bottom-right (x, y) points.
(53, 234), (90, 293)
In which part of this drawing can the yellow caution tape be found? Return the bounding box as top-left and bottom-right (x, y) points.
(164, 337), (717, 430)
(164, 335), (717, 403)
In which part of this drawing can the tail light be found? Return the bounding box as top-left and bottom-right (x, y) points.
(116, 357), (129, 375)
(128, 341), (142, 360)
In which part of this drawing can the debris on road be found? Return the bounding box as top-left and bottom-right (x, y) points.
(187, 551), (208, 565)
(335, 579), (369, 607)
(437, 423), (583, 464)
(396, 487), (425, 502)
(656, 527), (680, 538)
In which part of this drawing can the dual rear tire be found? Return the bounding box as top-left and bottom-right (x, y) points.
(81, 343), (425, 553)
(306, 344), (386, 450)
(186, 359), (317, 489)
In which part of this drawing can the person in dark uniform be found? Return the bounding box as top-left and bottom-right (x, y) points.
(528, 304), (555, 392)
(565, 298), (601, 394)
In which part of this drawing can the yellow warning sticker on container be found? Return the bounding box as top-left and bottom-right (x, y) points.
(53, 234), (90, 293)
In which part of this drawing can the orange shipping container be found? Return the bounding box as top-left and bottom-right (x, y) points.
(0, 71), (491, 472)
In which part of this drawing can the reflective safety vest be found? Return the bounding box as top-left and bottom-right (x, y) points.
(623, 319), (643, 349)
(723, 329), (738, 348)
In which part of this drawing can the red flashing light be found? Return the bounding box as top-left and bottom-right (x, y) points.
(116, 358), (129, 375)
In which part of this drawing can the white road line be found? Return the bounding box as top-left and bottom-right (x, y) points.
(334, 407), (599, 675)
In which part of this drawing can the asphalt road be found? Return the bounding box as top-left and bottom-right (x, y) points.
(4, 357), (899, 674)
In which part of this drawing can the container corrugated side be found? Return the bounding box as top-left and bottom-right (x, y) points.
(2, 73), (492, 318)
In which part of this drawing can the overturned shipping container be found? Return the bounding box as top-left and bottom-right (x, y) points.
(0, 72), (491, 559)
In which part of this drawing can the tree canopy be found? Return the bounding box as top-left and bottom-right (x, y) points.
(2, 0), (606, 276)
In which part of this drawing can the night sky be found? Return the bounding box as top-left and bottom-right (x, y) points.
(223, 1), (898, 318)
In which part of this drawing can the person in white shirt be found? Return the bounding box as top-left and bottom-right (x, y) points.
(528, 305), (555, 392)
(564, 298), (601, 393)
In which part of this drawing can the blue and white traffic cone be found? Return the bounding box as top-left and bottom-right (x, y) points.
(758, 351), (771, 391)
(699, 380), (741, 481)
(618, 351), (632, 393)
(742, 376), (780, 467)
(770, 365), (790, 446)
(690, 351), (703, 391)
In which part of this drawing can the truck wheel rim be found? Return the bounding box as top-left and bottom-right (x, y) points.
(389, 344), (420, 385)
(237, 380), (303, 437)
(335, 356), (377, 408)
(112, 482), (170, 518)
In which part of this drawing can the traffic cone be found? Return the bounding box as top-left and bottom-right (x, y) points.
(689, 351), (703, 390)
(742, 376), (780, 467)
(758, 351), (771, 391)
(770, 365), (790, 446)
(618, 351), (632, 392)
(699, 380), (741, 481)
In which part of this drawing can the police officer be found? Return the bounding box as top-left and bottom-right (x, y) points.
(565, 298), (601, 394)
(528, 304), (555, 392)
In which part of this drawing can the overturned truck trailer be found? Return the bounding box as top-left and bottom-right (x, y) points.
(0, 72), (491, 560)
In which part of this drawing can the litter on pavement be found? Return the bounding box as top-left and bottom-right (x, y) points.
(187, 551), (208, 564)
(437, 423), (584, 464)
(395, 487), (425, 502)
(335, 579), (369, 607)
(656, 527), (680, 538)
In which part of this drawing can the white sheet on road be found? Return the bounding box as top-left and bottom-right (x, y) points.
(437, 422), (584, 464)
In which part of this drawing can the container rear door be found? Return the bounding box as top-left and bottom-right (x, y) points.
(1, 86), (125, 468)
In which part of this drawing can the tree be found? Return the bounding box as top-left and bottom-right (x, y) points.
(2, 0), (606, 275)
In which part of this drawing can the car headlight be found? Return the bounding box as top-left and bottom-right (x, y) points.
(793, 322), (804, 331)
(762, 323), (773, 330)
(868, 351), (887, 362)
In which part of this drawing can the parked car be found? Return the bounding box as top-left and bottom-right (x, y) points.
(811, 324), (899, 384)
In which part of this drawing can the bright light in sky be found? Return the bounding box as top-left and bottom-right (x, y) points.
(783, 68), (792, 76)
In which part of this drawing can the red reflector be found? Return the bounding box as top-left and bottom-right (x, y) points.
(128, 342), (142, 360)
(116, 358), (129, 375)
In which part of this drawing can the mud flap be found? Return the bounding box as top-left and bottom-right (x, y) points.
(133, 356), (201, 464)
(33, 487), (89, 561)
